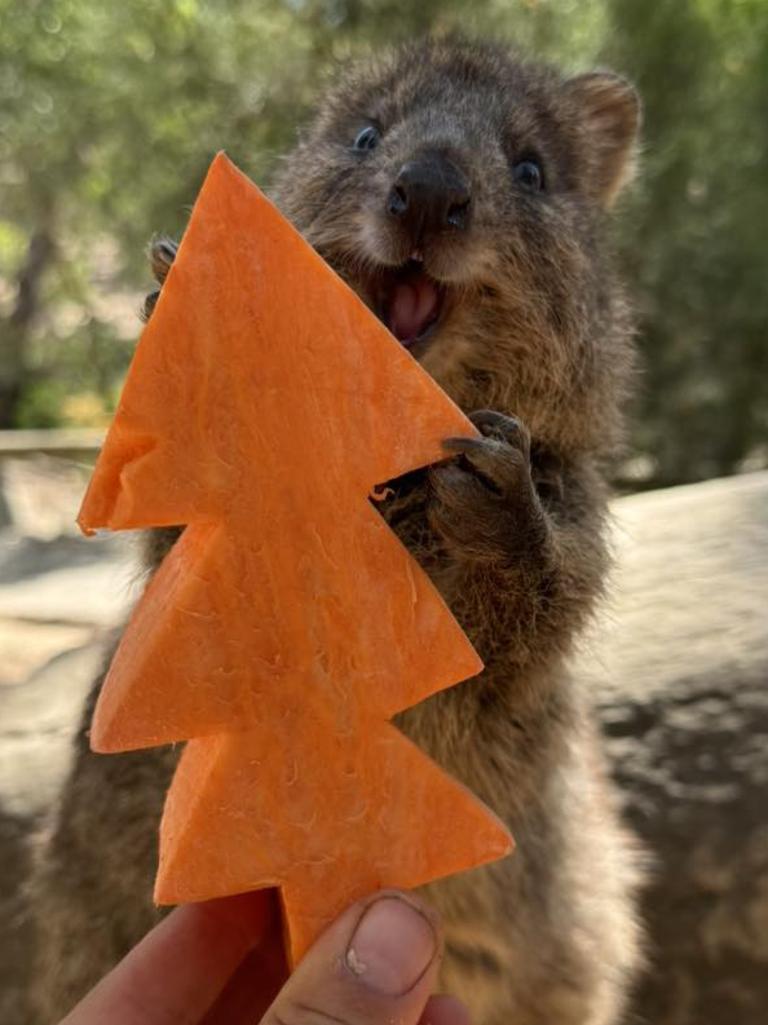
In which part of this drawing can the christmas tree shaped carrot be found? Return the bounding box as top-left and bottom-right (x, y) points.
(79, 153), (512, 964)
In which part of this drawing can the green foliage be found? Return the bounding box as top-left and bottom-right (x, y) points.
(0, 0), (765, 484)
(604, 0), (768, 484)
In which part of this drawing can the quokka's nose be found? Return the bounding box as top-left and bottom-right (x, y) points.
(386, 152), (471, 240)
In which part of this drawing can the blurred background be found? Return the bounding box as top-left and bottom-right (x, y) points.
(1, 3), (767, 1024)
(2, 0), (767, 488)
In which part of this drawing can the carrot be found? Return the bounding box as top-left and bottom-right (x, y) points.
(79, 153), (512, 964)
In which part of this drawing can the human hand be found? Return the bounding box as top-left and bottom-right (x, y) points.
(60, 889), (469, 1025)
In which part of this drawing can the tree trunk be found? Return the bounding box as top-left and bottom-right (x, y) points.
(0, 227), (56, 428)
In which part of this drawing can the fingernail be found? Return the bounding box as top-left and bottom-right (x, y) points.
(345, 896), (438, 996)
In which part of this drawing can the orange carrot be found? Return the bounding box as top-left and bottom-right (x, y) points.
(79, 153), (512, 965)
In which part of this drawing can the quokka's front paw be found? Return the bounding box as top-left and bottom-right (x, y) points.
(141, 236), (178, 322)
(428, 410), (549, 564)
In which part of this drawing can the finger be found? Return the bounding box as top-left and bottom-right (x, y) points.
(418, 995), (472, 1025)
(430, 463), (494, 509)
(440, 438), (523, 495)
(468, 410), (530, 454)
(468, 408), (511, 432)
(199, 938), (288, 1025)
(150, 236), (177, 284)
(442, 436), (490, 455)
(141, 289), (160, 323)
(262, 891), (441, 1025)
(61, 889), (279, 1025)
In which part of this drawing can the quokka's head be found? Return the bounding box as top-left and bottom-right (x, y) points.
(274, 37), (640, 455)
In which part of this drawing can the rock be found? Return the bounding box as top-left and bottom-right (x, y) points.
(0, 531), (137, 626)
(576, 471), (768, 1024)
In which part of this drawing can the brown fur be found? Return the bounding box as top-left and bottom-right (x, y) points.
(30, 38), (643, 1025)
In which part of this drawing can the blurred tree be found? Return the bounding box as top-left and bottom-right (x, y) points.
(605, 0), (768, 484)
(0, 0), (765, 484)
(0, 0), (323, 426)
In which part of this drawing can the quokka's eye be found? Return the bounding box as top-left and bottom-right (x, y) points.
(513, 158), (545, 192)
(353, 125), (380, 153)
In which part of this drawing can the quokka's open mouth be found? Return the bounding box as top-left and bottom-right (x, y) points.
(374, 259), (448, 350)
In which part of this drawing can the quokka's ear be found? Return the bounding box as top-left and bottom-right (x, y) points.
(564, 71), (641, 208)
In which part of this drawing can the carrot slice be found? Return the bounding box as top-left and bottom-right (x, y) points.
(79, 153), (512, 963)
(157, 726), (512, 965)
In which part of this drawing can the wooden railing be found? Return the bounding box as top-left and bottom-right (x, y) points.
(0, 429), (104, 461)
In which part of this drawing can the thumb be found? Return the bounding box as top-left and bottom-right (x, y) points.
(261, 892), (441, 1025)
